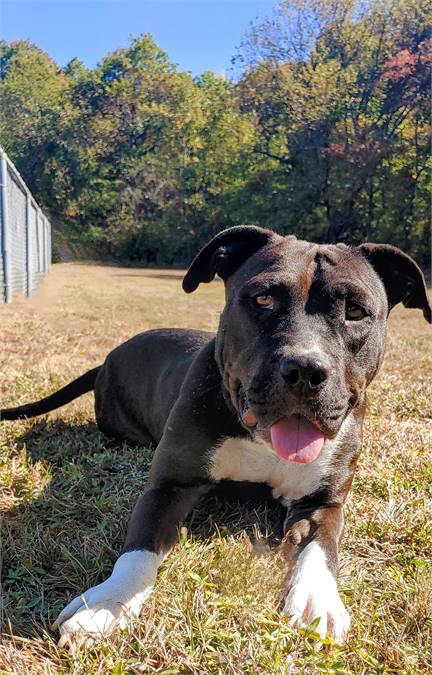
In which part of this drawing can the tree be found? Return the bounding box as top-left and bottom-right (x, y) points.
(236, 0), (431, 264)
(0, 7), (429, 267)
(0, 40), (72, 210)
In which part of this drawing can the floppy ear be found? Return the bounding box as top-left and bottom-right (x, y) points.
(183, 225), (280, 293)
(360, 243), (431, 323)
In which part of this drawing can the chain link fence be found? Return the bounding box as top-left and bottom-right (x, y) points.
(0, 147), (51, 303)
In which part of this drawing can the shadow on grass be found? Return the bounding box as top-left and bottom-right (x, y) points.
(114, 273), (186, 281)
(2, 417), (285, 638)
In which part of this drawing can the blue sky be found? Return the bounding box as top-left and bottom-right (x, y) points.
(1, 1), (275, 75)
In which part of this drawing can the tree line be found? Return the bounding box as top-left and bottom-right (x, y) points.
(0, 0), (430, 267)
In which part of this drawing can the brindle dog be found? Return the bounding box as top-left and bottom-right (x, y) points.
(2, 226), (430, 647)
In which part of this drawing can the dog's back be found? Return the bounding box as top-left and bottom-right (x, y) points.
(94, 328), (214, 445)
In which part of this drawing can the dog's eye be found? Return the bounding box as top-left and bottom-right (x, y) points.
(255, 295), (274, 309)
(346, 304), (367, 321)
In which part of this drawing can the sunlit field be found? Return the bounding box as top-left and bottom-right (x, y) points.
(1, 263), (431, 674)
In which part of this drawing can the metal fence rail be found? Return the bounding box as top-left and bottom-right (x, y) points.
(0, 147), (51, 303)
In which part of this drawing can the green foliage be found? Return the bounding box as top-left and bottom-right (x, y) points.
(0, 1), (430, 266)
(236, 0), (431, 263)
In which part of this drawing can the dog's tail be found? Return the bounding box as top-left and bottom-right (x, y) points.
(0, 367), (101, 421)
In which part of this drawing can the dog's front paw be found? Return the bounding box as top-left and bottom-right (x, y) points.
(52, 550), (162, 648)
(281, 542), (350, 642)
(53, 579), (140, 648)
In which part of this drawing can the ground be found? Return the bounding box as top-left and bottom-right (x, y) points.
(0, 262), (431, 675)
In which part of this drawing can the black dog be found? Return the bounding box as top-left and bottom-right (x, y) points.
(2, 226), (430, 647)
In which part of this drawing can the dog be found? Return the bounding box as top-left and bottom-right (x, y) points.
(2, 226), (430, 648)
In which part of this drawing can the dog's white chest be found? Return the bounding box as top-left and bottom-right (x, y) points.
(209, 435), (333, 500)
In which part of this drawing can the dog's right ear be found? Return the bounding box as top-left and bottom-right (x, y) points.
(360, 243), (431, 323)
(182, 226), (280, 293)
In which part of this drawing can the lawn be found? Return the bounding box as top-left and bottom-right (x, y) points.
(0, 262), (431, 674)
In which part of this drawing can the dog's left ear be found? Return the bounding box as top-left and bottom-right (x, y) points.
(360, 243), (431, 323)
(183, 225), (280, 293)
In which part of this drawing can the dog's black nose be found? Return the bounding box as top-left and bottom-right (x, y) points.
(280, 354), (329, 390)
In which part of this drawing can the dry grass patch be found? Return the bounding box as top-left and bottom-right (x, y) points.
(1, 263), (431, 674)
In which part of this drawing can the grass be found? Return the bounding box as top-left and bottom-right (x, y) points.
(0, 262), (431, 674)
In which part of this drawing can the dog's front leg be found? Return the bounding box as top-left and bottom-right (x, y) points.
(53, 481), (209, 647)
(280, 503), (350, 642)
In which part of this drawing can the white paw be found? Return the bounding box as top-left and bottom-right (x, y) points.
(282, 542), (350, 642)
(53, 550), (163, 648)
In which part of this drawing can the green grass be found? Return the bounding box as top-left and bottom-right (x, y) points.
(1, 263), (431, 674)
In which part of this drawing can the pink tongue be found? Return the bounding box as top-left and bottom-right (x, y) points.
(270, 416), (324, 464)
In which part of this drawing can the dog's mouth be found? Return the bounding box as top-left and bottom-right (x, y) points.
(266, 415), (324, 464)
(238, 395), (325, 464)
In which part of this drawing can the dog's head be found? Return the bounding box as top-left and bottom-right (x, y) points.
(184, 226), (431, 463)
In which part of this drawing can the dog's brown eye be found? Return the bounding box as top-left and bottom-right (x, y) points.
(346, 304), (366, 321)
(255, 295), (274, 309)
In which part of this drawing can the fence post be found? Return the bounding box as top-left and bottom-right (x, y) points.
(43, 217), (47, 273)
(0, 150), (11, 303)
(46, 218), (50, 271)
(25, 192), (31, 297)
(48, 221), (51, 270)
